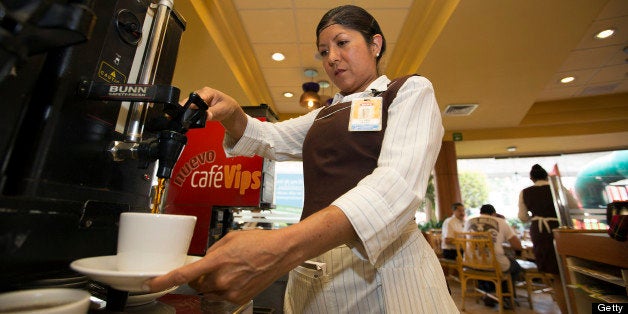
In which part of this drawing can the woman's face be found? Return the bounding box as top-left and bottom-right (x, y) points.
(317, 24), (381, 95)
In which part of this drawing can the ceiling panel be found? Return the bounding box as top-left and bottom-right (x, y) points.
(240, 10), (297, 43)
(174, 0), (628, 158)
(589, 64), (628, 83)
(559, 46), (622, 70)
(234, 0), (293, 10)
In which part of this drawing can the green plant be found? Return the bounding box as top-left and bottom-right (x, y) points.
(418, 219), (444, 232)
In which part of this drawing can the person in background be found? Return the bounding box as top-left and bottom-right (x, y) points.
(465, 204), (522, 308)
(518, 164), (570, 313)
(147, 5), (458, 313)
(441, 202), (466, 260)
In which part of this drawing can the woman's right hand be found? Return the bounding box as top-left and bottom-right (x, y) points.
(184, 87), (248, 140)
(190, 87), (237, 122)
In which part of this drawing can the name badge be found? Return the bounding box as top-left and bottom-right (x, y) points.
(348, 97), (383, 131)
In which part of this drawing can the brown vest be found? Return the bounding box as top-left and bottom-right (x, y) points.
(522, 185), (557, 218)
(300, 75), (415, 220)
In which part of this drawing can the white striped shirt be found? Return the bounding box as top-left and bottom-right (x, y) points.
(225, 75), (444, 264)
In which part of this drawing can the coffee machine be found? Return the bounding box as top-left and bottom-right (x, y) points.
(0, 0), (200, 291)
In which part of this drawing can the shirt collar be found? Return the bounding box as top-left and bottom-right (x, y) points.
(330, 75), (390, 105)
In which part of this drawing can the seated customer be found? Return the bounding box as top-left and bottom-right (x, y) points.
(441, 202), (466, 260)
(465, 204), (523, 307)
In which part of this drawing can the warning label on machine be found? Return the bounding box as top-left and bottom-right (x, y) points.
(98, 61), (126, 83)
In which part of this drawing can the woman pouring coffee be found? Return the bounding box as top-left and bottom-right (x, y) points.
(147, 5), (457, 313)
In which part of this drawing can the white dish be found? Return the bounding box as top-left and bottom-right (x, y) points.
(127, 286), (178, 307)
(70, 255), (201, 292)
(0, 288), (91, 314)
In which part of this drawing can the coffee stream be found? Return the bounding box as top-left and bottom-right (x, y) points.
(151, 177), (167, 214)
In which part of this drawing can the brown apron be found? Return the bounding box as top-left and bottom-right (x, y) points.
(300, 75), (415, 220)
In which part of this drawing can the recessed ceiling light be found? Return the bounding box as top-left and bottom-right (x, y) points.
(318, 80), (330, 88)
(271, 52), (285, 61)
(507, 146), (517, 152)
(595, 29), (615, 39)
(304, 69), (318, 77)
(283, 92), (293, 98)
(560, 76), (575, 84)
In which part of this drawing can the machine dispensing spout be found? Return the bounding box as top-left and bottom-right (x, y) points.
(146, 93), (209, 213)
(141, 92), (209, 178)
(106, 92), (208, 173)
(103, 92), (208, 213)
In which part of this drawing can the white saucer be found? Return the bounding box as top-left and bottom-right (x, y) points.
(127, 286), (178, 306)
(70, 255), (201, 292)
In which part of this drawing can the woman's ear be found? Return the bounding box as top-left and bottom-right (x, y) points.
(371, 34), (383, 57)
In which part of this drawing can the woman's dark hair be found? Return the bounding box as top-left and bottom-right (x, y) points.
(316, 5), (386, 64)
(479, 204), (496, 215)
(529, 164), (548, 181)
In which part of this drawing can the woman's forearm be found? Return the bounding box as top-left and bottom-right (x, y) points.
(279, 205), (359, 264)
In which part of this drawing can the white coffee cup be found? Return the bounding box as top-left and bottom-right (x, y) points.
(117, 212), (197, 272)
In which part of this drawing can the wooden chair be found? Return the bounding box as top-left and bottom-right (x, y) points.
(426, 229), (443, 256)
(516, 259), (553, 309)
(454, 231), (516, 314)
(426, 229), (458, 279)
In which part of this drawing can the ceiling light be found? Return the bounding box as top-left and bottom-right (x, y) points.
(304, 69), (318, 78)
(594, 29), (615, 39)
(300, 82), (320, 109)
(283, 92), (293, 98)
(560, 76), (575, 84)
(271, 52), (285, 61)
(507, 146), (517, 152)
(318, 80), (330, 88)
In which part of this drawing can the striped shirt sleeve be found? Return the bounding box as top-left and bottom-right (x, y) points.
(223, 109), (318, 161)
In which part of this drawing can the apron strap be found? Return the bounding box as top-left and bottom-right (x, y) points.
(531, 216), (559, 233)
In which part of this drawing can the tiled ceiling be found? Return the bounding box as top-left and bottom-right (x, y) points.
(235, 0), (412, 115)
(172, 0), (628, 158)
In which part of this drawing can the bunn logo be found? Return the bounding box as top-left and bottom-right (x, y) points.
(108, 85), (149, 97)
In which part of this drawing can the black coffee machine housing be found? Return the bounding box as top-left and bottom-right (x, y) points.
(0, 0), (198, 290)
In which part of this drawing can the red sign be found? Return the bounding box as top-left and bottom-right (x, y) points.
(164, 120), (266, 254)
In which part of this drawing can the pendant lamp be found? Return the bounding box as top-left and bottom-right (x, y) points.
(299, 81), (321, 109)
